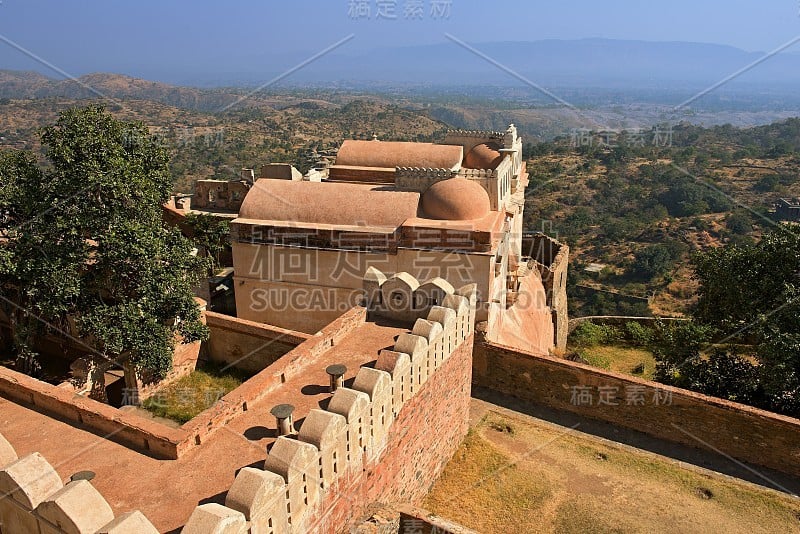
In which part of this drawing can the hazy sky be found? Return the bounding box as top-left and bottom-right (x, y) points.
(1, 0), (799, 83)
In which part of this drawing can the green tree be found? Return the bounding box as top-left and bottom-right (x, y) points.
(691, 230), (800, 414)
(725, 211), (752, 235)
(0, 105), (208, 380)
(632, 241), (686, 280)
(184, 213), (230, 275)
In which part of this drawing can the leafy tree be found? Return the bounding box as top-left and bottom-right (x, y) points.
(631, 241), (686, 280)
(753, 174), (779, 192)
(184, 213), (230, 275)
(640, 231), (800, 414)
(0, 105), (208, 380)
(658, 178), (732, 217)
(725, 211), (752, 235)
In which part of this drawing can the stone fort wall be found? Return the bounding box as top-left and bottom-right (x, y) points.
(522, 233), (569, 350)
(472, 337), (800, 478)
(0, 435), (159, 533)
(181, 274), (477, 533)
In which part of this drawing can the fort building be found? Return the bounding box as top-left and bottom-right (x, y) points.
(229, 125), (568, 355)
(776, 197), (800, 222)
(2, 124), (800, 533)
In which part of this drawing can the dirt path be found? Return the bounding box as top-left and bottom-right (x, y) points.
(424, 394), (800, 533)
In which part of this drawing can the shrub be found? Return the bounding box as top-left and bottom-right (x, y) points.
(570, 322), (622, 346)
(624, 322), (654, 346)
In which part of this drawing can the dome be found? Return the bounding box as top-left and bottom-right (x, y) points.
(335, 140), (463, 169)
(421, 178), (491, 221)
(463, 142), (503, 170)
(238, 179), (420, 227)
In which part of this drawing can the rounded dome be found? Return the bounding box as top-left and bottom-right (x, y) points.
(421, 178), (491, 221)
(464, 142), (503, 169)
(335, 140), (463, 169)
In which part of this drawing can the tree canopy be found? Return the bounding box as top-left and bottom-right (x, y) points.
(0, 105), (208, 379)
(655, 228), (800, 415)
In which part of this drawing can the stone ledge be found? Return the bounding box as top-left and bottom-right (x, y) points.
(0, 367), (186, 459)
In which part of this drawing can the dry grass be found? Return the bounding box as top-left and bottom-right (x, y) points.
(142, 364), (249, 423)
(576, 344), (656, 380)
(424, 413), (800, 534)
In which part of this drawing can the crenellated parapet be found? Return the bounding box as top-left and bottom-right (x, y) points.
(395, 167), (455, 180)
(181, 270), (477, 534)
(395, 167), (456, 193)
(444, 129), (506, 139)
(0, 434), (159, 534)
(457, 168), (498, 179)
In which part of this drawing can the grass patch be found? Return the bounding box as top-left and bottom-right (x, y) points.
(575, 345), (656, 379)
(423, 422), (552, 533)
(425, 413), (800, 533)
(142, 363), (251, 424)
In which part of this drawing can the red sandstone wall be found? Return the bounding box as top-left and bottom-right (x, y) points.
(473, 338), (800, 477)
(204, 311), (308, 374)
(306, 334), (474, 533)
(0, 309), (367, 461)
(0, 367), (184, 459)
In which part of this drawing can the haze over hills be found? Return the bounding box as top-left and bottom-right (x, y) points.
(7, 38), (800, 92)
(313, 38), (800, 88)
(0, 71), (249, 112)
(2, 37), (800, 144)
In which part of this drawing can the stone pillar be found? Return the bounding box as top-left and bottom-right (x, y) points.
(271, 404), (296, 437)
(326, 364), (347, 393)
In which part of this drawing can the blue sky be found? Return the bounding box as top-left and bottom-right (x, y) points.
(1, 1), (799, 83)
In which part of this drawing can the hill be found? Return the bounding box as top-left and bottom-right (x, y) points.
(0, 70), (252, 112)
(523, 120), (800, 317)
(0, 94), (449, 192)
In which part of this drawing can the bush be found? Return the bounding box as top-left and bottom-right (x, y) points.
(754, 174), (779, 192)
(725, 211), (752, 234)
(570, 322), (622, 346)
(681, 350), (761, 405)
(632, 242), (685, 280)
(624, 322), (654, 346)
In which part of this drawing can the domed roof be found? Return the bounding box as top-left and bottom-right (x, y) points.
(335, 140), (463, 169)
(463, 142), (503, 169)
(238, 179), (420, 227)
(421, 178), (491, 221)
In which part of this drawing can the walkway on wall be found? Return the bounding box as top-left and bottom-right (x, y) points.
(470, 386), (800, 497)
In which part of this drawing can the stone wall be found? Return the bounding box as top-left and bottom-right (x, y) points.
(522, 233), (569, 350)
(472, 338), (800, 478)
(181, 281), (477, 534)
(193, 180), (250, 211)
(0, 366), (185, 459)
(0, 435), (159, 533)
(204, 311), (309, 375)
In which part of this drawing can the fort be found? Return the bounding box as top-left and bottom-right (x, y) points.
(1, 124), (799, 533)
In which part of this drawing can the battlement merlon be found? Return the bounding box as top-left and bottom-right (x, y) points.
(180, 269), (477, 533)
(444, 123), (520, 151)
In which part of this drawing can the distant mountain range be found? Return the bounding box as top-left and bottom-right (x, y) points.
(2, 38), (800, 119)
(5, 38), (800, 92)
(0, 71), (245, 112)
(315, 38), (800, 88)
